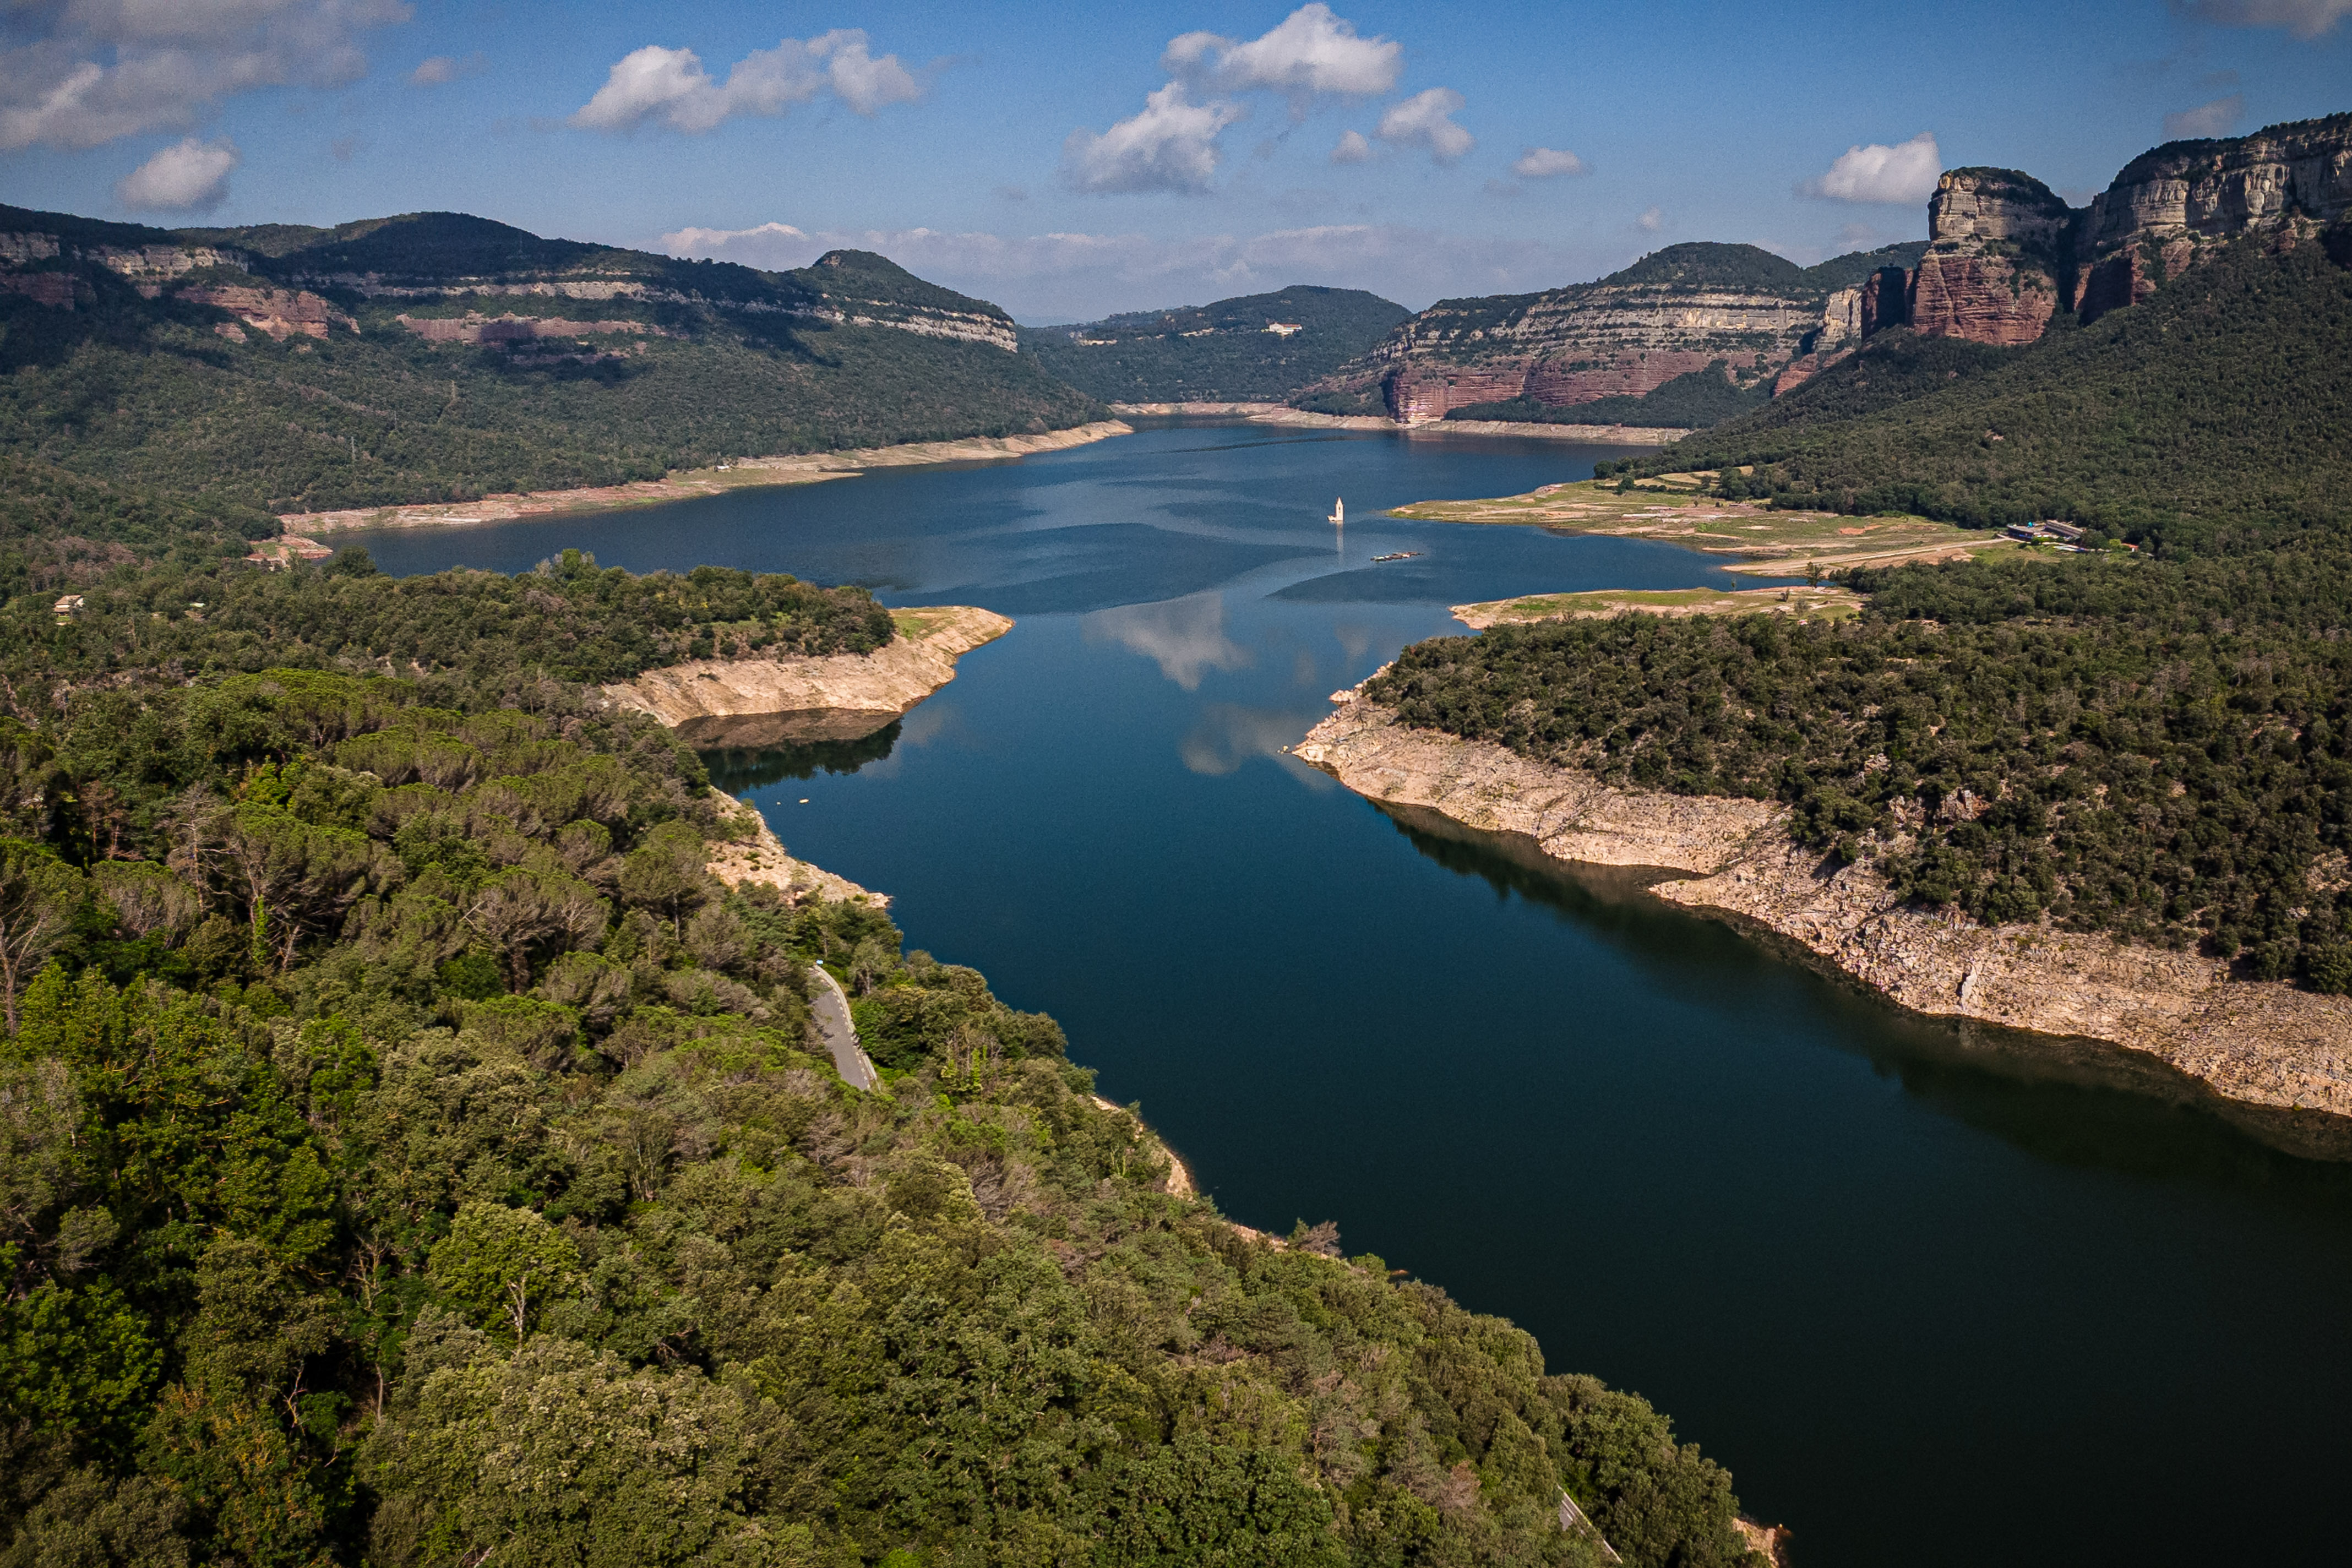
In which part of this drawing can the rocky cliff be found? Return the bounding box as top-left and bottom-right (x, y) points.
(1299, 242), (1928, 424)
(1297, 698), (2352, 1154)
(1821, 112), (2352, 352)
(2075, 113), (2352, 323)
(1906, 168), (2076, 345)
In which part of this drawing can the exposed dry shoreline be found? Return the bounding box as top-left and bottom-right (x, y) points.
(279, 422), (1133, 535)
(1295, 698), (2352, 1154)
(1108, 401), (1689, 444)
(705, 792), (889, 910)
(603, 605), (1012, 748)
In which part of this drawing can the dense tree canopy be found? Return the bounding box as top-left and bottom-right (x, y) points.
(0, 587), (1762, 1566)
(4, 549), (895, 702)
(1369, 540), (2352, 988)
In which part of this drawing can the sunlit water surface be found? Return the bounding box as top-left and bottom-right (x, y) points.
(356, 422), (2352, 1568)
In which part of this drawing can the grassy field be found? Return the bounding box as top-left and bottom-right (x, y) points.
(1452, 584), (1866, 629)
(1392, 475), (2018, 577)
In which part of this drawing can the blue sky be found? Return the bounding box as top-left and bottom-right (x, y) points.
(3, 1), (2348, 320)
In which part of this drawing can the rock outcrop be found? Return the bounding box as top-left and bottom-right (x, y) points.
(175, 285), (356, 340)
(2075, 112), (2352, 323)
(1906, 168), (2075, 345)
(704, 793), (889, 908)
(602, 605), (1012, 747)
(1816, 113), (2352, 351)
(1296, 698), (2352, 1152)
(1302, 243), (1840, 424)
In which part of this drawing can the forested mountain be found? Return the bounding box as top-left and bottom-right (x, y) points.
(0, 545), (1762, 1568)
(1019, 285), (1408, 403)
(0, 206), (1101, 516)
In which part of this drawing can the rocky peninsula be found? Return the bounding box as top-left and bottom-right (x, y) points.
(1296, 696), (2352, 1154)
(603, 604), (1012, 747)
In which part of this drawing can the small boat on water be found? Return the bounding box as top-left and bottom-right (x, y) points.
(1371, 551), (1420, 563)
(1329, 497), (1345, 526)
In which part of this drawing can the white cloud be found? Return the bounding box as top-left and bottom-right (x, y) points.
(570, 29), (919, 134)
(662, 221), (816, 270)
(1637, 206), (1664, 231)
(1061, 81), (1245, 194)
(115, 134), (240, 211)
(2163, 92), (2245, 138)
(1166, 4), (1401, 108)
(1799, 132), (1942, 204)
(2172, 0), (2351, 37)
(1330, 128), (1371, 164)
(0, 0), (411, 151)
(1377, 88), (1472, 165)
(410, 51), (486, 86)
(1512, 146), (1588, 179)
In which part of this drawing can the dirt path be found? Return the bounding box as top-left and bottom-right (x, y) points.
(807, 965), (881, 1092)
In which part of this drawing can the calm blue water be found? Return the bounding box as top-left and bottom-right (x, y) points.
(357, 422), (2352, 1568)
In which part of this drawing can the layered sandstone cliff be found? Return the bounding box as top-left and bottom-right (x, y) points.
(1829, 113), (2352, 351)
(602, 605), (1012, 747)
(1302, 244), (1830, 424)
(2076, 112), (2352, 322)
(1907, 168), (2075, 345)
(1295, 698), (2352, 1150)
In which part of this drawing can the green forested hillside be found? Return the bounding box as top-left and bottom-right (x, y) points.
(0, 560), (1760, 1568)
(1633, 233), (2352, 538)
(0, 206), (1101, 516)
(1, 457), (276, 596)
(1021, 286), (1408, 402)
(7, 548), (894, 702)
(1368, 537), (2352, 989)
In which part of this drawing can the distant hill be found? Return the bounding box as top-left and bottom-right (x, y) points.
(0, 206), (1101, 516)
(1019, 285), (1408, 403)
(1295, 241), (1929, 423)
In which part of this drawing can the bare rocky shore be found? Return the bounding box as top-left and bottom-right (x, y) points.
(280, 422), (1133, 535)
(603, 605), (1012, 748)
(1295, 697), (2352, 1152)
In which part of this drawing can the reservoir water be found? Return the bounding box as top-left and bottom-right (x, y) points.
(355, 421), (2352, 1568)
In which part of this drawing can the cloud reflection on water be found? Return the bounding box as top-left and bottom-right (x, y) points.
(1180, 703), (1329, 781)
(1081, 590), (1254, 690)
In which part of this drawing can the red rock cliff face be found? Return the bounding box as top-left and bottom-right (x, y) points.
(1905, 169), (2075, 345)
(173, 286), (357, 340)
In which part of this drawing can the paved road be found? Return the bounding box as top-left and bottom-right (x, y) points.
(808, 965), (881, 1091)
